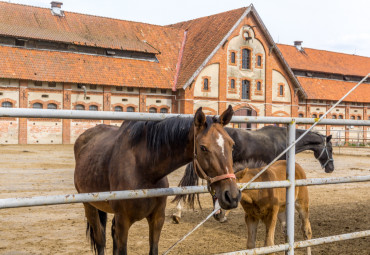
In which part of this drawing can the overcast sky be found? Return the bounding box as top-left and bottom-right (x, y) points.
(6, 0), (370, 57)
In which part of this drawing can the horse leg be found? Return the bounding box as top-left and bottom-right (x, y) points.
(113, 213), (132, 255)
(296, 190), (312, 255)
(245, 214), (258, 249)
(83, 203), (107, 255)
(171, 201), (182, 224)
(147, 198), (166, 255)
(262, 206), (279, 255)
(111, 216), (117, 254)
(278, 212), (288, 255)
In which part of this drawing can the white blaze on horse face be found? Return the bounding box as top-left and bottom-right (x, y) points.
(214, 199), (221, 214)
(216, 133), (225, 157)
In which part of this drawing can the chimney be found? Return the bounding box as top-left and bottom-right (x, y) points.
(294, 41), (303, 51)
(50, 1), (63, 16)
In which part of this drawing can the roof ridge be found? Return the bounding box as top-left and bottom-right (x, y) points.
(168, 6), (248, 27)
(277, 43), (370, 59)
(0, 1), (181, 30)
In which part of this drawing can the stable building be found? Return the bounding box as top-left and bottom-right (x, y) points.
(0, 2), (369, 144)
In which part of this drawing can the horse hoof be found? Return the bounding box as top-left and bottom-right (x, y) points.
(171, 215), (181, 224)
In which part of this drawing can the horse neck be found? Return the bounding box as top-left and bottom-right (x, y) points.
(140, 124), (195, 183)
(296, 131), (322, 154)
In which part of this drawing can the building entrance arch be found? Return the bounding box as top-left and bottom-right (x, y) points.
(233, 107), (257, 130)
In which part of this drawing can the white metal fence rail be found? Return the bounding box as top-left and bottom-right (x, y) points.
(0, 107), (369, 254)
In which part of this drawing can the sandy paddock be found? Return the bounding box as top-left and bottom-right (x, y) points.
(0, 145), (369, 255)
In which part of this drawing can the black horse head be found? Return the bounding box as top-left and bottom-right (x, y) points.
(313, 134), (334, 173)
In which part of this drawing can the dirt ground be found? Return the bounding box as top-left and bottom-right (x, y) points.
(0, 145), (369, 255)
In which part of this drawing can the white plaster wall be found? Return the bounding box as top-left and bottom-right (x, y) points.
(146, 98), (172, 112)
(70, 121), (103, 143)
(0, 88), (19, 107)
(0, 120), (18, 144)
(111, 95), (139, 106)
(28, 92), (63, 106)
(272, 104), (291, 116)
(27, 120), (63, 144)
(272, 70), (291, 102)
(193, 100), (218, 115)
(71, 93), (103, 108)
(194, 64), (219, 98)
(226, 25), (266, 100)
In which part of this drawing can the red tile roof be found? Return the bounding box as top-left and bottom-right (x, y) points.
(277, 44), (370, 77)
(0, 45), (174, 88)
(0, 2), (162, 53)
(168, 7), (247, 88)
(0, 2), (185, 88)
(297, 76), (370, 103)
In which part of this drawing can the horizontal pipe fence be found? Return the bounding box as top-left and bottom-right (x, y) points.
(0, 107), (369, 255)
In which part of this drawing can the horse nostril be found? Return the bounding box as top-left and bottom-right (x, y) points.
(224, 190), (232, 204)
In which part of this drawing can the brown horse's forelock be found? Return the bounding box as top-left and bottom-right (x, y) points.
(122, 116), (217, 162)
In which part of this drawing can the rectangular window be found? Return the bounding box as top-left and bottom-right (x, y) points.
(48, 82), (56, 88)
(242, 49), (251, 69)
(230, 79), (235, 89)
(257, 81), (261, 91)
(127, 87), (134, 92)
(231, 52), (236, 64)
(279, 85), (284, 96)
(242, 80), (250, 99)
(161, 89), (167, 94)
(257, 55), (262, 67)
(35, 81), (42, 87)
(116, 87), (123, 91)
(203, 78), (209, 90)
(90, 85), (97, 90)
(150, 88), (156, 93)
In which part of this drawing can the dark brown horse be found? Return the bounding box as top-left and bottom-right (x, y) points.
(74, 106), (241, 255)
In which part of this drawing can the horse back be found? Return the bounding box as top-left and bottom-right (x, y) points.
(74, 124), (120, 193)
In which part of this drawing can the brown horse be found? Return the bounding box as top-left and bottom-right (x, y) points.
(214, 160), (312, 255)
(74, 106), (241, 255)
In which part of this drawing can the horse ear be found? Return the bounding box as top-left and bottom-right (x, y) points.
(194, 107), (206, 129)
(326, 135), (332, 143)
(219, 105), (234, 126)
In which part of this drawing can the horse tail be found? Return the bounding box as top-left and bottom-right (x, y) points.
(86, 209), (107, 254)
(171, 163), (201, 209)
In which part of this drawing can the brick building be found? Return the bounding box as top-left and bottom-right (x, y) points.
(0, 2), (369, 144)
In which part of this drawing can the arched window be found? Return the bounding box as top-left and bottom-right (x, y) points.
(1, 101), (13, 108)
(203, 78), (209, 90)
(357, 116), (361, 120)
(319, 114), (323, 118)
(114, 106), (123, 112)
(160, 108), (168, 113)
(298, 113), (304, 118)
(75, 104), (85, 110)
(230, 79), (235, 89)
(231, 52), (236, 64)
(338, 115), (343, 119)
(257, 81), (261, 91)
(350, 116), (355, 120)
(242, 49), (251, 69)
(89, 105), (98, 111)
(32, 103), (43, 109)
(312, 114), (317, 118)
(332, 115), (337, 119)
(149, 107), (157, 113)
(126, 106), (135, 112)
(47, 103), (57, 109)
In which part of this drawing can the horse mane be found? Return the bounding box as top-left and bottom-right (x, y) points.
(233, 160), (267, 173)
(121, 116), (217, 162)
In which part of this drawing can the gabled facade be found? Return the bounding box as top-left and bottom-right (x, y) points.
(0, 2), (369, 144)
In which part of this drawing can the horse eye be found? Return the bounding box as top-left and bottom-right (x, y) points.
(200, 145), (208, 152)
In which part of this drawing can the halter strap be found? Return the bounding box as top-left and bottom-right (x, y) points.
(316, 136), (334, 168)
(193, 125), (236, 185)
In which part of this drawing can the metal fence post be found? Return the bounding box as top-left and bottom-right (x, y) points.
(286, 121), (296, 255)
